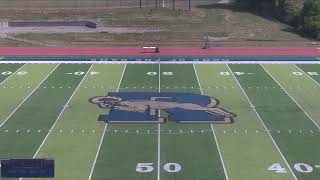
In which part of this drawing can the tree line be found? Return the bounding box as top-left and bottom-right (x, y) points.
(237, 0), (320, 39)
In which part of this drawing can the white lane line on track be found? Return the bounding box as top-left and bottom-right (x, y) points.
(157, 62), (161, 180)
(193, 64), (229, 180)
(0, 63), (26, 86)
(0, 64), (60, 129)
(88, 64), (127, 180)
(294, 64), (320, 87)
(226, 64), (298, 180)
(261, 64), (320, 130)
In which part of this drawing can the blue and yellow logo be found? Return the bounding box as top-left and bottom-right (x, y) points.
(90, 92), (235, 124)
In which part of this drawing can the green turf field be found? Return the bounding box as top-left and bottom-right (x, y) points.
(0, 62), (320, 180)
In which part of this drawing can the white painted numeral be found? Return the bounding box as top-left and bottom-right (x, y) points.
(294, 163), (313, 173)
(136, 162), (181, 173)
(163, 163), (181, 173)
(147, 72), (157, 76)
(307, 72), (319, 76)
(268, 163), (287, 173)
(147, 72), (173, 76)
(220, 72), (230, 76)
(136, 163), (154, 173)
(16, 71), (28, 76)
(234, 72), (245, 76)
(292, 72), (303, 76)
(1, 71), (12, 75)
(162, 72), (173, 76)
(74, 71), (85, 75)
(89, 71), (99, 75)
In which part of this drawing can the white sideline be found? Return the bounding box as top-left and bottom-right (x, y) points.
(0, 61), (320, 64)
(294, 64), (320, 87)
(226, 64), (298, 180)
(0, 64), (59, 129)
(88, 64), (127, 180)
(193, 64), (229, 180)
(261, 64), (320, 129)
(0, 63), (26, 87)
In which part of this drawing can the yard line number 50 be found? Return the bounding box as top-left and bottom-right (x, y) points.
(136, 162), (181, 173)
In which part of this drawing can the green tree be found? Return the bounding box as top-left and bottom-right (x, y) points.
(301, 0), (320, 38)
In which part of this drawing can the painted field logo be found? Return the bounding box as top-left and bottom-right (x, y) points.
(89, 92), (235, 124)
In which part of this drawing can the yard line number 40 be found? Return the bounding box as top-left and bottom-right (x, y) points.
(269, 163), (320, 174)
(136, 162), (181, 173)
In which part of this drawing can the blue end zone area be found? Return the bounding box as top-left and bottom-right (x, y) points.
(0, 56), (319, 63)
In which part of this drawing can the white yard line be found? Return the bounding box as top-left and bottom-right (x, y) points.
(294, 64), (320, 87)
(0, 64), (59, 129)
(226, 64), (298, 180)
(0, 63), (26, 86)
(193, 64), (229, 180)
(19, 64), (93, 180)
(88, 64), (127, 180)
(157, 63), (161, 180)
(32, 64), (93, 158)
(261, 64), (320, 129)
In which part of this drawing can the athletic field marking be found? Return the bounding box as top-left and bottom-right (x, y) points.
(31, 64), (93, 159)
(1, 128), (318, 136)
(193, 64), (229, 180)
(157, 63), (161, 180)
(261, 65), (320, 129)
(2, 61), (320, 64)
(317, 57), (320, 61)
(88, 64), (127, 180)
(0, 64), (26, 86)
(0, 85), (313, 90)
(294, 65), (320, 87)
(0, 64), (59, 129)
(226, 64), (298, 180)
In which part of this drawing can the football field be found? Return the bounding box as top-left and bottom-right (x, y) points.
(0, 59), (320, 180)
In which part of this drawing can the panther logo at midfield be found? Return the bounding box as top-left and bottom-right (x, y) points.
(90, 92), (235, 124)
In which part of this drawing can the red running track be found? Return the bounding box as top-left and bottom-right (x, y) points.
(72, 41), (319, 45)
(0, 47), (319, 56)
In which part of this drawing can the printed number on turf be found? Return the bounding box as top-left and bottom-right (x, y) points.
(136, 163), (154, 173)
(147, 72), (173, 76)
(292, 72), (320, 76)
(219, 72), (250, 76)
(268, 163), (287, 173)
(136, 162), (181, 173)
(294, 163), (313, 173)
(1, 71), (28, 76)
(163, 163), (182, 173)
